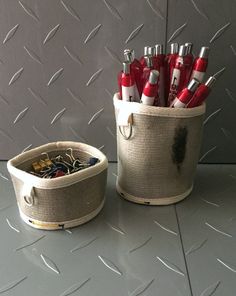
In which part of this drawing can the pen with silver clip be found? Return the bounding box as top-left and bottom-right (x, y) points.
(154, 44), (165, 106)
(141, 70), (159, 106)
(124, 49), (142, 99)
(187, 67), (225, 108)
(190, 46), (210, 83)
(141, 55), (154, 90)
(120, 61), (135, 102)
(187, 76), (216, 108)
(140, 46), (150, 68)
(165, 43), (179, 103)
(184, 42), (194, 85)
(171, 78), (200, 108)
(168, 45), (189, 106)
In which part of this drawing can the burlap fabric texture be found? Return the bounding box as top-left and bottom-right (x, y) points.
(114, 93), (206, 205)
(7, 141), (108, 230)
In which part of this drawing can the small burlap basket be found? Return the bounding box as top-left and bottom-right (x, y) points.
(113, 93), (206, 205)
(7, 141), (108, 230)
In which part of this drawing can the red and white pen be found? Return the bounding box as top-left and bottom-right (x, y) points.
(117, 69), (123, 99)
(124, 49), (142, 98)
(165, 43), (179, 102)
(187, 76), (216, 108)
(148, 46), (155, 57)
(140, 46), (150, 68)
(185, 43), (193, 64)
(148, 46), (156, 69)
(168, 45), (188, 106)
(153, 44), (164, 71)
(141, 70), (159, 106)
(190, 46), (209, 83)
(154, 44), (165, 106)
(171, 78), (200, 108)
(184, 42), (194, 84)
(121, 61), (135, 102)
(141, 56), (154, 89)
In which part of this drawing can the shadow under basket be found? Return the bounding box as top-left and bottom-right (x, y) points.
(7, 141), (108, 230)
(113, 93), (206, 205)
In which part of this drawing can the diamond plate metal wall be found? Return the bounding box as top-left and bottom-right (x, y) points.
(167, 0), (236, 163)
(0, 0), (235, 162)
(0, 0), (167, 160)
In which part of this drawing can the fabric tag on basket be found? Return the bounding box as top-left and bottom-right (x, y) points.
(117, 109), (133, 126)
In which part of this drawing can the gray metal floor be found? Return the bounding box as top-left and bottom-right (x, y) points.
(0, 162), (236, 296)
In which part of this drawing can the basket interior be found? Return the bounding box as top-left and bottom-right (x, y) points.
(16, 149), (98, 173)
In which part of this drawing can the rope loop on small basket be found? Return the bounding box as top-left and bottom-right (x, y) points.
(22, 184), (35, 207)
(24, 195), (34, 206)
(118, 124), (132, 140)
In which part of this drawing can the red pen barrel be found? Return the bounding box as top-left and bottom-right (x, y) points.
(165, 43), (179, 103)
(141, 70), (159, 106)
(184, 43), (194, 86)
(121, 61), (136, 102)
(168, 45), (189, 106)
(131, 60), (143, 96)
(139, 46), (149, 68)
(154, 44), (165, 106)
(172, 89), (193, 108)
(171, 79), (200, 108)
(124, 49), (142, 99)
(187, 76), (215, 108)
(153, 45), (164, 72)
(117, 71), (122, 99)
(187, 85), (210, 108)
(190, 47), (209, 83)
(141, 56), (153, 90)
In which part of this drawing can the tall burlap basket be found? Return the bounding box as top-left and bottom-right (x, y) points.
(113, 93), (206, 205)
(7, 141), (108, 230)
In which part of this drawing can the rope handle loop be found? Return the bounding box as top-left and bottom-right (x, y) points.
(23, 195), (34, 206)
(22, 184), (35, 207)
(117, 109), (133, 140)
(118, 124), (133, 140)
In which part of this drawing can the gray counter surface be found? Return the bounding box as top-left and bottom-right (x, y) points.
(0, 162), (235, 296)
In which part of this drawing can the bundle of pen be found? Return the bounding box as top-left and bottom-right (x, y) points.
(117, 43), (217, 108)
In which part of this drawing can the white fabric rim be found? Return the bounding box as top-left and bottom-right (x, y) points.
(7, 141), (108, 189)
(18, 199), (105, 230)
(116, 182), (193, 205)
(113, 93), (206, 118)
